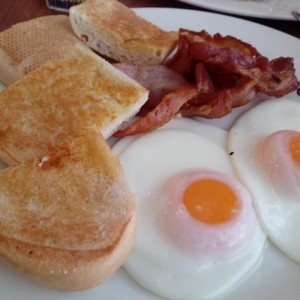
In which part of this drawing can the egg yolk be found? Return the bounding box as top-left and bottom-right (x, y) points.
(289, 135), (300, 165)
(183, 179), (240, 224)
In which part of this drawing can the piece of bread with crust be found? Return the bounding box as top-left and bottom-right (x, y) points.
(69, 0), (178, 65)
(0, 130), (136, 291)
(0, 15), (90, 86)
(0, 43), (149, 165)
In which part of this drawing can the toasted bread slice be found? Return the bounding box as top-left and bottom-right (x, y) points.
(0, 15), (89, 86)
(69, 0), (178, 65)
(0, 130), (136, 290)
(0, 44), (148, 165)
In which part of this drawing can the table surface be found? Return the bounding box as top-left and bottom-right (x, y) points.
(0, 0), (299, 39)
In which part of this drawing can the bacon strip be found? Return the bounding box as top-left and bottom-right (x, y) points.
(164, 29), (261, 72)
(260, 57), (300, 96)
(114, 84), (198, 137)
(182, 29), (261, 57)
(188, 42), (269, 70)
(230, 77), (258, 107)
(195, 62), (215, 93)
(113, 63), (187, 113)
(180, 89), (232, 118)
(188, 43), (298, 97)
(116, 29), (299, 136)
(163, 34), (191, 74)
(180, 77), (258, 118)
(165, 29), (299, 98)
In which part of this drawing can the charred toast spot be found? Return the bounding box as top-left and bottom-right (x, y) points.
(38, 144), (77, 170)
(80, 34), (88, 43)
(0, 129), (10, 139)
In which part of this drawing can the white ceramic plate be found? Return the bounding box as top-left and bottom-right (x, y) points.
(1, 7), (300, 300)
(176, 0), (300, 20)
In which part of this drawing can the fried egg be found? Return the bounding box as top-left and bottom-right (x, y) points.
(112, 118), (266, 300)
(228, 98), (300, 263)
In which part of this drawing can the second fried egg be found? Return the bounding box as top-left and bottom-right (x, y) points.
(228, 98), (300, 263)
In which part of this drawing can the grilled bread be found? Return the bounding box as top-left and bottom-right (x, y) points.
(0, 44), (149, 165)
(0, 130), (136, 291)
(69, 0), (178, 65)
(0, 15), (88, 86)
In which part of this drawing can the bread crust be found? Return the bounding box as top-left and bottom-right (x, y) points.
(0, 131), (136, 290)
(69, 0), (178, 65)
(0, 15), (87, 86)
(0, 214), (135, 291)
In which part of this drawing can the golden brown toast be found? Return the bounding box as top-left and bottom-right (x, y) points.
(0, 44), (148, 165)
(0, 130), (136, 290)
(69, 0), (178, 65)
(0, 15), (88, 86)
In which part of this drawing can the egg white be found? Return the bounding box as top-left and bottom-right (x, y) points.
(113, 118), (266, 300)
(112, 118), (227, 155)
(228, 98), (300, 263)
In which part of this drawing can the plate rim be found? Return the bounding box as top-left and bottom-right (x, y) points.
(173, 0), (298, 20)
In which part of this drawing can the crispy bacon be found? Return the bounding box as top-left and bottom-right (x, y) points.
(187, 44), (297, 98)
(230, 77), (258, 107)
(180, 89), (232, 118)
(164, 29), (261, 72)
(188, 42), (269, 70)
(182, 29), (260, 57)
(164, 34), (191, 74)
(260, 57), (300, 96)
(165, 29), (299, 98)
(180, 77), (258, 118)
(194, 63), (215, 93)
(115, 29), (299, 136)
(114, 84), (198, 137)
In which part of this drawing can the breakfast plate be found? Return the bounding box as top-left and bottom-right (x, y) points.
(175, 0), (300, 20)
(1, 7), (300, 300)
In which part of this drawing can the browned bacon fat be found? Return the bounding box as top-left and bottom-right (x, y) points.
(114, 83), (198, 137)
(115, 29), (300, 137)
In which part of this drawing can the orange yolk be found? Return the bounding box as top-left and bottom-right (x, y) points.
(289, 135), (300, 165)
(183, 179), (240, 224)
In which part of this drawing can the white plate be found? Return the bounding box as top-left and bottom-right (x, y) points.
(176, 0), (300, 20)
(1, 7), (300, 300)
